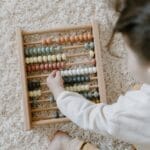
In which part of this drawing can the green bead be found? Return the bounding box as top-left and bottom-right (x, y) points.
(85, 76), (90, 82)
(37, 47), (42, 55)
(72, 77), (77, 83)
(41, 47), (46, 54)
(84, 43), (90, 50)
(25, 48), (29, 56)
(80, 76), (85, 82)
(90, 42), (94, 49)
(45, 47), (50, 54)
(33, 48), (37, 56)
(88, 92), (92, 99)
(50, 46), (54, 53)
(29, 48), (33, 56)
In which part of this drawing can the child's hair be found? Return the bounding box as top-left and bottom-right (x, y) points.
(109, 0), (150, 63)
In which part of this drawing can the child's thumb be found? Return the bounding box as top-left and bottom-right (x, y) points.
(56, 71), (61, 79)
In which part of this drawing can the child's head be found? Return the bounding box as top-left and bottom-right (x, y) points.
(115, 0), (150, 83)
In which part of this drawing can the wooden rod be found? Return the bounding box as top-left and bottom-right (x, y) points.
(68, 52), (89, 58)
(40, 76), (98, 86)
(22, 24), (92, 35)
(41, 84), (98, 94)
(32, 107), (58, 112)
(32, 116), (66, 121)
(32, 118), (70, 126)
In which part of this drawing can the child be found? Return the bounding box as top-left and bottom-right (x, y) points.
(47, 0), (150, 149)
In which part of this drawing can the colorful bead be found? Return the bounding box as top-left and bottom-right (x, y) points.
(33, 48), (37, 56)
(50, 46), (54, 53)
(60, 37), (65, 43)
(40, 64), (44, 71)
(42, 39), (47, 45)
(52, 63), (57, 69)
(74, 35), (79, 42)
(55, 46), (62, 52)
(44, 63), (49, 70)
(25, 48), (29, 56)
(46, 38), (52, 44)
(37, 56), (42, 63)
(84, 43), (90, 50)
(90, 42), (94, 49)
(61, 54), (67, 61)
(37, 47), (42, 55)
(33, 57), (37, 63)
(29, 48), (33, 56)
(45, 47), (50, 54)
(56, 54), (62, 61)
(49, 95), (54, 102)
(87, 33), (93, 41)
(43, 56), (48, 62)
(51, 55), (56, 62)
(89, 51), (95, 58)
(70, 36), (75, 43)
(64, 36), (70, 43)
(79, 35), (84, 42)
(25, 58), (30, 64)
(83, 33), (88, 41)
(41, 47), (45, 54)
(48, 55), (52, 62)
(29, 58), (34, 64)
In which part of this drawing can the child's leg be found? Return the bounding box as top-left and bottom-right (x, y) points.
(48, 131), (99, 150)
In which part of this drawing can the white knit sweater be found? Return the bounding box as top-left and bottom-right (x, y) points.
(56, 84), (150, 150)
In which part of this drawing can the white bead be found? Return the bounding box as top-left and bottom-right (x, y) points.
(25, 58), (30, 64)
(68, 70), (72, 76)
(80, 69), (84, 75)
(89, 50), (95, 58)
(33, 91), (37, 97)
(49, 96), (54, 102)
(29, 91), (33, 97)
(85, 85), (89, 91)
(48, 55), (52, 62)
(84, 68), (89, 74)
(72, 69), (76, 75)
(92, 67), (97, 73)
(69, 86), (74, 91)
(29, 57), (34, 64)
(88, 67), (93, 73)
(43, 56), (48, 62)
(64, 70), (68, 76)
(37, 90), (41, 96)
(56, 54), (62, 61)
(73, 85), (77, 91)
(33, 57), (38, 63)
(61, 54), (67, 61)
(60, 70), (64, 76)
(51, 55), (56, 62)
(37, 56), (42, 63)
(76, 69), (80, 75)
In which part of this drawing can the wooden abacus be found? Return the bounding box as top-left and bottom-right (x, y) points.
(17, 21), (107, 130)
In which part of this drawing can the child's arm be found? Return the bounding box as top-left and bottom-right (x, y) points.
(47, 71), (116, 136)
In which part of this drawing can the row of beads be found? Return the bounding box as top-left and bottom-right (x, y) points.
(80, 91), (99, 99)
(25, 53), (67, 64)
(29, 90), (41, 97)
(41, 33), (93, 45)
(26, 62), (66, 73)
(65, 84), (90, 92)
(25, 42), (94, 57)
(61, 67), (97, 76)
(28, 81), (40, 90)
(63, 75), (90, 84)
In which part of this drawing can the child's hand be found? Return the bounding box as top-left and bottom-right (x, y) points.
(47, 70), (65, 99)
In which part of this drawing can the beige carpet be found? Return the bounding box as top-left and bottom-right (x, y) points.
(0, 0), (136, 149)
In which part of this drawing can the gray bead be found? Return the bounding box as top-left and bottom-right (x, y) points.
(29, 48), (33, 56)
(84, 43), (90, 50)
(93, 91), (99, 98)
(37, 47), (42, 55)
(90, 42), (94, 49)
(45, 47), (50, 54)
(55, 46), (62, 52)
(33, 48), (37, 56)
(50, 46), (54, 53)
(25, 48), (29, 56)
(41, 47), (45, 54)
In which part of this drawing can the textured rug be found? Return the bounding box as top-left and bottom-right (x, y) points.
(0, 0), (136, 149)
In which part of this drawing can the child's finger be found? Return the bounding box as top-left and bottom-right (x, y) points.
(50, 70), (57, 77)
(56, 71), (62, 79)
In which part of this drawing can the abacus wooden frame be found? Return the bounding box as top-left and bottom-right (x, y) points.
(17, 21), (107, 130)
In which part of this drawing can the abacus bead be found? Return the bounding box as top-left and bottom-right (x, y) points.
(61, 54), (67, 61)
(56, 54), (62, 61)
(44, 63), (49, 70)
(33, 57), (38, 63)
(60, 37), (65, 43)
(37, 47), (42, 55)
(43, 56), (48, 62)
(27, 65), (31, 72)
(46, 38), (52, 44)
(84, 68), (89, 74)
(76, 76), (81, 82)
(80, 76), (85, 82)
(29, 91), (33, 97)
(88, 67), (93, 74)
(31, 64), (36, 71)
(40, 64), (44, 71)
(92, 67), (97, 73)
(60, 70), (64, 76)
(41, 47), (44, 55)
(29, 58), (34, 64)
(56, 62), (61, 69)
(73, 77), (77, 83)
(64, 36), (69, 43)
(51, 55), (56, 62)
(89, 51), (95, 58)
(33, 48), (37, 56)
(63, 70), (68, 76)
(68, 77), (72, 83)
(87, 33), (93, 40)
(85, 85), (89, 90)
(72, 70), (76, 76)
(83, 92), (88, 98)
(74, 35), (79, 42)
(83, 33), (88, 41)
(80, 69), (84, 75)
(85, 76), (90, 82)
(84, 43), (90, 50)
(70, 36), (75, 43)
(93, 91), (99, 98)
(52, 63), (57, 69)
(50, 47), (54, 53)
(33, 91), (37, 97)
(48, 55), (52, 62)
(90, 42), (94, 49)
(60, 62), (65, 68)
(35, 64), (40, 71)
(37, 56), (42, 63)
(42, 39), (46, 45)
(48, 64), (52, 70)
(79, 35), (84, 42)
(29, 48), (33, 56)
(45, 47), (50, 54)
(49, 95), (54, 102)
(25, 48), (29, 56)
(25, 58), (30, 64)
(37, 90), (41, 97)
(92, 59), (96, 65)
